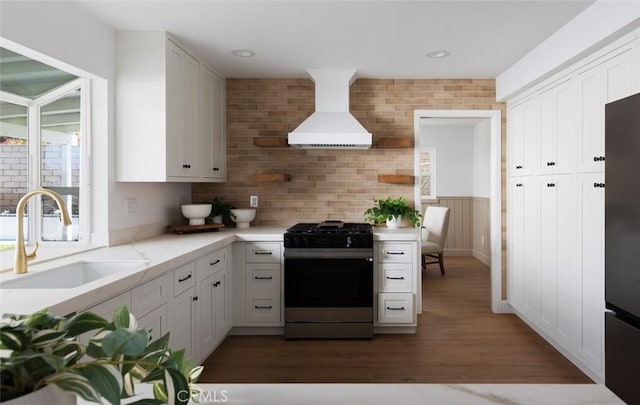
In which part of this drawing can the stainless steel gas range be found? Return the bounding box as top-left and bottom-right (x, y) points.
(283, 220), (374, 339)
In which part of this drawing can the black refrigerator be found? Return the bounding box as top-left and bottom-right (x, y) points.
(605, 91), (640, 404)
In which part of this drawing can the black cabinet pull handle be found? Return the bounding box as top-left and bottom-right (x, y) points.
(212, 167), (220, 171)
(254, 251), (273, 255)
(516, 183), (523, 187)
(385, 251), (405, 255)
(515, 165), (523, 169)
(178, 274), (192, 283)
(593, 156), (606, 162)
(210, 259), (221, 266)
(255, 305), (272, 309)
(386, 276), (406, 280)
(593, 183), (605, 188)
(547, 183), (555, 187)
(254, 276), (273, 280)
(386, 306), (406, 311)
(546, 162), (556, 166)
(192, 296), (198, 302)
(213, 281), (221, 287)
(182, 164), (191, 169)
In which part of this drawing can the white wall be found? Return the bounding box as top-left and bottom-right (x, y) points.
(419, 122), (490, 198)
(422, 125), (473, 196)
(0, 2), (190, 244)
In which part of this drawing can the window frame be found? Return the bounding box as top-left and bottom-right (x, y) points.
(0, 77), (90, 247)
(420, 146), (437, 202)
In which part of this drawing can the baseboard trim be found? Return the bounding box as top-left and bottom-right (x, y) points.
(472, 250), (491, 266)
(511, 306), (604, 383)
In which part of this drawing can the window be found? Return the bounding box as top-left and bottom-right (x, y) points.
(0, 48), (89, 250)
(420, 147), (436, 201)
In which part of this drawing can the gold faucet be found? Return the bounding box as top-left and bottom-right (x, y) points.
(14, 188), (72, 274)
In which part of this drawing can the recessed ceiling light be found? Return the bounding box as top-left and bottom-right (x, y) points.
(426, 50), (451, 59)
(231, 49), (255, 58)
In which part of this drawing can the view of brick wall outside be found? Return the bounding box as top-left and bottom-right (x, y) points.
(193, 78), (506, 227)
(0, 144), (79, 213)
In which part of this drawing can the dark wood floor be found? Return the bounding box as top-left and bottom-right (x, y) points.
(199, 256), (593, 383)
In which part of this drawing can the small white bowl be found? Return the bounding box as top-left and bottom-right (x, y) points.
(230, 208), (256, 228)
(181, 204), (212, 226)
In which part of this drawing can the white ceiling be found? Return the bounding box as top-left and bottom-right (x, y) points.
(73, 0), (594, 79)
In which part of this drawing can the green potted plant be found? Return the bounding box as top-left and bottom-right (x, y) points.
(0, 304), (202, 404)
(207, 197), (235, 224)
(364, 196), (421, 229)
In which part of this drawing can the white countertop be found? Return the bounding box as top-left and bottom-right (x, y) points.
(0, 225), (418, 317)
(77, 383), (623, 405)
(203, 383), (623, 405)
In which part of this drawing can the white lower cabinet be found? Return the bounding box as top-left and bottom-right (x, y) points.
(233, 242), (283, 327)
(538, 175), (577, 349)
(137, 305), (168, 342)
(78, 292), (132, 346)
(168, 262), (197, 360)
(83, 275), (170, 343)
(377, 293), (414, 324)
(195, 248), (231, 362)
(167, 247), (231, 365)
(375, 241), (418, 327)
(132, 274), (169, 341)
(577, 173), (605, 374)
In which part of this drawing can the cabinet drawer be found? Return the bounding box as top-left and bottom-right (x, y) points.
(377, 243), (414, 263)
(378, 263), (413, 293)
(196, 248), (227, 280)
(377, 293), (414, 324)
(246, 263), (280, 295)
(246, 297), (280, 323)
(245, 242), (281, 263)
(132, 274), (168, 317)
(173, 262), (196, 297)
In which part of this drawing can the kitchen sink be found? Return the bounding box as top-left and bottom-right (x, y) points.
(0, 260), (148, 289)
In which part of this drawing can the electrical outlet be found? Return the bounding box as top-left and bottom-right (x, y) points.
(125, 198), (137, 215)
(250, 195), (259, 208)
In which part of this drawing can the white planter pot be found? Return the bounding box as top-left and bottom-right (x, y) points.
(212, 215), (223, 224)
(4, 385), (75, 405)
(386, 215), (402, 229)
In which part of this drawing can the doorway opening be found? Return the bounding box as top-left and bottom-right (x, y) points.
(413, 110), (508, 313)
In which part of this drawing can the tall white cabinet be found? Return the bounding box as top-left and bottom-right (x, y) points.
(506, 29), (640, 383)
(116, 32), (226, 182)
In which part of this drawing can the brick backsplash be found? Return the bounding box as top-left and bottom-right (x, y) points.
(192, 78), (506, 227)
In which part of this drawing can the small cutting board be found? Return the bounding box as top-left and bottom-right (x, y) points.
(168, 223), (225, 234)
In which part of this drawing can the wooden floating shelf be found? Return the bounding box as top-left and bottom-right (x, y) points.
(377, 174), (414, 184)
(253, 137), (290, 147)
(376, 137), (414, 148)
(253, 173), (291, 183)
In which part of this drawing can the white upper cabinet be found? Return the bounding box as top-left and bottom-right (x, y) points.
(166, 40), (200, 178)
(199, 65), (226, 181)
(577, 42), (636, 173)
(116, 32), (226, 182)
(538, 79), (577, 175)
(508, 97), (538, 177)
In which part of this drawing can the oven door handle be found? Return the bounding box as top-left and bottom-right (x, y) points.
(284, 248), (373, 260)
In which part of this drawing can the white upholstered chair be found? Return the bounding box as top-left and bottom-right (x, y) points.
(421, 206), (451, 275)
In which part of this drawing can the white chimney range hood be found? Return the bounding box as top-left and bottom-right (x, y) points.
(288, 69), (372, 149)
